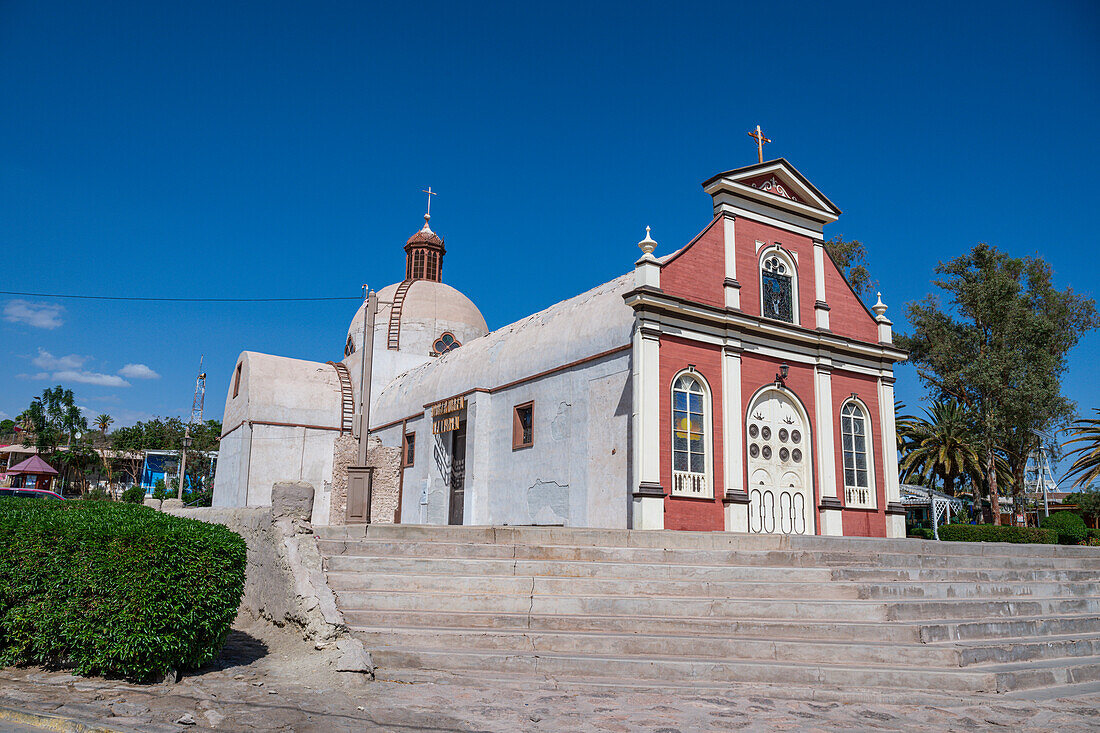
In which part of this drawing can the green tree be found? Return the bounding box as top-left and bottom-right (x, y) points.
(109, 417), (222, 496)
(21, 386), (86, 459)
(1065, 485), (1100, 526)
(897, 400), (983, 497)
(899, 244), (1099, 524)
(0, 419), (15, 435)
(1063, 410), (1100, 491)
(823, 236), (874, 299)
(95, 414), (113, 435)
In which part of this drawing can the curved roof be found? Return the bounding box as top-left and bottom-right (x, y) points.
(223, 352), (342, 432)
(347, 279), (489, 350)
(372, 273), (635, 426)
(406, 220), (444, 247)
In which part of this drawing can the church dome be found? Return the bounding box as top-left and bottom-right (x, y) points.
(346, 279), (488, 358)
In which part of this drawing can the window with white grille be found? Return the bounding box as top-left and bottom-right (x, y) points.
(841, 401), (876, 508)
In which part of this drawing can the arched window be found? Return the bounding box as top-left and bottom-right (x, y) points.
(411, 250), (426, 280)
(760, 247), (797, 324)
(671, 371), (712, 498)
(344, 335), (355, 356)
(841, 400), (876, 508)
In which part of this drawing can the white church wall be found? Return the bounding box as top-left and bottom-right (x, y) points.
(472, 355), (630, 528)
(212, 424), (248, 508)
(383, 352), (632, 528)
(243, 424), (338, 508)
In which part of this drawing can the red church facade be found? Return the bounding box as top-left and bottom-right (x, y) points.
(627, 159), (908, 538)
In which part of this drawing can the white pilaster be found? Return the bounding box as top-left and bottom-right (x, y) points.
(813, 240), (830, 331)
(878, 375), (904, 538)
(814, 363), (843, 536)
(723, 214), (741, 310)
(721, 345), (748, 532)
(631, 320), (664, 529)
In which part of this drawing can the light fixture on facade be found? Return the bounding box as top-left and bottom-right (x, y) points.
(775, 363), (789, 387)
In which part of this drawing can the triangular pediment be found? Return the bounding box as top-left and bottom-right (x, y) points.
(702, 158), (840, 223)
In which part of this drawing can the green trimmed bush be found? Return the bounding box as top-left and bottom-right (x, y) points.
(937, 524), (1057, 544)
(907, 528), (933, 540)
(121, 486), (145, 504)
(0, 498), (245, 681)
(1040, 512), (1088, 545)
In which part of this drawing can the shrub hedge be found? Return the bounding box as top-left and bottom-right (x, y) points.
(937, 524), (1057, 544)
(0, 498), (246, 682)
(907, 528), (933, 540)
(1039, 512), (1088, 545)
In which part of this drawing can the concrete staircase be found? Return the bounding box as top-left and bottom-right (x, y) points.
(316, 525), (1100, 696)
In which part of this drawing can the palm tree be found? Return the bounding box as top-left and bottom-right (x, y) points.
(1063, 409), (1100, 490)
(898, 399), (984, 497)
(95, 414), (114, 436)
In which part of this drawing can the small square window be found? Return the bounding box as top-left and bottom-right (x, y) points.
(513, 402), (534, 450)
(403, 432), (415, 467)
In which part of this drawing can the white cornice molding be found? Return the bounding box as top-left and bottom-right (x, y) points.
(624, 289), (909, 366)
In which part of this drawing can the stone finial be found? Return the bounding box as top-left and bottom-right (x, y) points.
(638, 226), (657, 256)
(872, 292), (888, 319)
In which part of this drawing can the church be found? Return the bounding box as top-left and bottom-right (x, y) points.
(213, 152), (908, 538)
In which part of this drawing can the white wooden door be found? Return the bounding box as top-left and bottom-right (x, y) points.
(747, 390), (812, 535)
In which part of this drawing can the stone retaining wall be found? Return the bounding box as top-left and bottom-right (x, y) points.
(162, 481), (373, 675)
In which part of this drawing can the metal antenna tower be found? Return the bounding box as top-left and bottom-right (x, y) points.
(190, 355), (206, 425)
(1026, 429), (1058, 518)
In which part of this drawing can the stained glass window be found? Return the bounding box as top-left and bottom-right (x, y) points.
(432, 332), (462, 356)
(672, 374), (707, 475)
(761, 255), (793, 323)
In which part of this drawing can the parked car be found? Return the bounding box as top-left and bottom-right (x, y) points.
(0, 488), (65, 500)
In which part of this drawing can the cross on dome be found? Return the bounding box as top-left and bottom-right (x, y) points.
(422, 186), (437, 224)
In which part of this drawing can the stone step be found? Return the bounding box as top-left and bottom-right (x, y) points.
(369, 647), (1100, 693)
(324, 555), (837, 582)
(345, 609), (1100, 645)
(325, 571), (1099, 602)
(342, 609), (929, 642)
(353, 626), (1100, 668)
(336, 589), (1100, 621)
(831, 566), (1100, 583)
(324, 554), (1100, 586)
(951, 635), (1100, 666)
(320, 524), (1100, 560)
(318, 539), (1100, 571)
(325, 572), (862, 599)
(919, 614), (1100, 642)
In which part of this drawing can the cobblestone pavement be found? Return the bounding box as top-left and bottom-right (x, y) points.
(1, 619), (1098, 732)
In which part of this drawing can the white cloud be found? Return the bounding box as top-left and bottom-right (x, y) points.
(32, 348), (85, 371)
(53, 370), (130, 387)
(118, 363), (160, 380)
(25, 349), (131, 387)
(4, 300), (64, 329)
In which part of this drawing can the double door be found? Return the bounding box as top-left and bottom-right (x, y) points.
(746, 391), (812, 535)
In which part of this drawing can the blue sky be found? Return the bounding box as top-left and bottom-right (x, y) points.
(1, 1), (1098, 456)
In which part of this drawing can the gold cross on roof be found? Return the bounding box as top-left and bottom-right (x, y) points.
(748, 125), (771, 164)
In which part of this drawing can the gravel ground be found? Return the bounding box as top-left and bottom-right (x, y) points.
(1, 617), (1098, 732)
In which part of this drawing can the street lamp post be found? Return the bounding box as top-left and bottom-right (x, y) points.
(177, 426), (192, 501)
